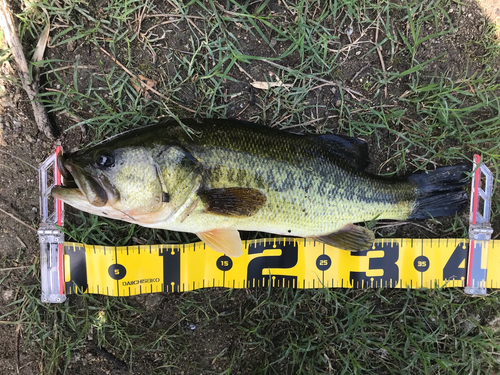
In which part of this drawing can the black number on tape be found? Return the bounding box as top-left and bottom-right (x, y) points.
(247, 239), (298, 288)
(217, 255), (233, 271)
(349, 242), (399, 288)
(414, 256), (430, 272)
(108, 264), (126, 280)
(316, 254), (331, 271)
(443, 243), (467, 281)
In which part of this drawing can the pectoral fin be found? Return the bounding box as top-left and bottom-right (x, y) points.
(197, 187), (266, 217)
(197, 228), (243, 257)
(313, 224), (375, 251)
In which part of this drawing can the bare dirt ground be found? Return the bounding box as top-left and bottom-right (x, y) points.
(0, 0), (499, 374)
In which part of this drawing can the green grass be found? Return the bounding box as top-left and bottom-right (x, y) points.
(2, 0), (500, 373)
(4, 284), (500, 374)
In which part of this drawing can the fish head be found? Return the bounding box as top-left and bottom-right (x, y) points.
(52, 144), (172, 223)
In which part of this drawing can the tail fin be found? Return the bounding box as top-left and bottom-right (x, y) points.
(407, 165), (469, 220)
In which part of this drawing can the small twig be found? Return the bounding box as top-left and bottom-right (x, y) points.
(274, 113), (293, 127)
(374, 15), (388, 98)
(41, 64), (98, 75)
(410, 154), (439, 169)
(0, 207), (37, 232)
(327, 38), (370, 54)
(143, 19), (180, 36)
(135, 2), (148, 40)
(186, 17), (204, 37)
(145, 13), (205, 20)
(17, 362), (34, 373)
(279, 115), (339, 129)
(309, 82), (336, 91)
(0, 266), (31, 272)
(234, 62), (255, 81)
(45, 87), (72, 96)
(15, 235), (27, 249)
(235, 103), (250, 118)
(378, 154), (399, 174)
(351, 63), (371, 83)
(132, 236), (147, 245)
(166, 0), (179, 12)
(338, 28), (364, 63)
(299, 115), (338, 127)
(96, 45), (197, 114)
(0, 0), (54, 138)
(15, 323), (21, 373)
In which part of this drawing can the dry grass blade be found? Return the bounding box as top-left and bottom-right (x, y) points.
(260, 58), (365, 99)
(15, 323), (21, 374)
(0, 150), (37, 169)
(32, 8), (50, 63)
(0, 266), (31, 272)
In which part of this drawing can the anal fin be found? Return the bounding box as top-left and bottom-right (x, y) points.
(312, 224), (374, 251)
(197, 228), (243, 257)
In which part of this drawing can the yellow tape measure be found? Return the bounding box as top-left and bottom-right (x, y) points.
(62, 238), (500, 296)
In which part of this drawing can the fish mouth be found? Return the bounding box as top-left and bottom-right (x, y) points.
(53, 151), (108, 207)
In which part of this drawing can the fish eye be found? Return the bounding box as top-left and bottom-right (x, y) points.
(95, 151), (115, 169)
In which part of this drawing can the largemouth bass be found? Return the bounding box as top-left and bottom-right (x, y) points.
(52, 119), (469, 257)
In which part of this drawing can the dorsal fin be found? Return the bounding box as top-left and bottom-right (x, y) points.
(308, 134), (370, 171)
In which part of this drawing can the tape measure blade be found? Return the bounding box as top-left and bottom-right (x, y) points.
(63, 239), (500, 297)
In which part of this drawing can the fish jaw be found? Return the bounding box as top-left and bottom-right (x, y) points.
(52, 186), (177, 225)
(65, 161), (109, 207)
(52, 187), (126, 220)
(57, 150), (112, 208)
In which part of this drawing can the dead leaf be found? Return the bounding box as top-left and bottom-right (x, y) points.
(131, 74), (157, 98)
(250, 80), (292, 90)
